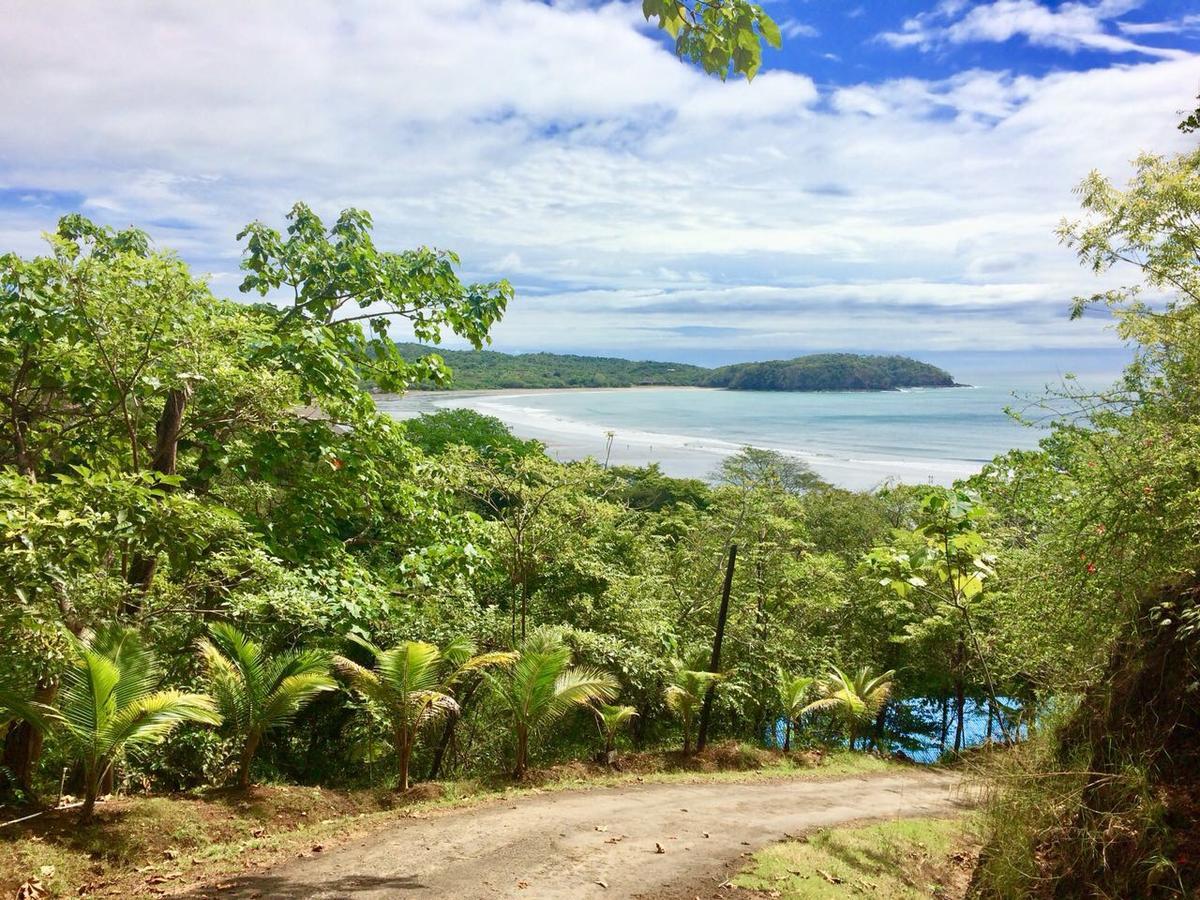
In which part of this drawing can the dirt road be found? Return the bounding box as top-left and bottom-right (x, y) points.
(201, 771), (967, 899)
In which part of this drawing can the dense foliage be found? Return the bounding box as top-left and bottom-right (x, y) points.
(395, 344), (957, 392)
(395, 344), (704, 389)
(3, 141), (1197, 897)
(703, 353), (958, 391)
(0, 209), (1004, 818)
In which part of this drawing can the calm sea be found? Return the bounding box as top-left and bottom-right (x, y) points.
(377, 371), (1113, 490)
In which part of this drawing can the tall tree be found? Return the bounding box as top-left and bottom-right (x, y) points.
(237, 203), (512, 397)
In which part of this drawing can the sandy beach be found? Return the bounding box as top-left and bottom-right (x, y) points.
(374, 387), (996, 489)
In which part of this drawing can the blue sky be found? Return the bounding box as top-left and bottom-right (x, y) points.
(2, 1), (1198, 371)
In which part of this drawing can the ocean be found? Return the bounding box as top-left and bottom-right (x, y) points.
(376, 372), (1110, 490)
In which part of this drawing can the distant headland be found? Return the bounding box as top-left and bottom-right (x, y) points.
(395, 344), (961, 392)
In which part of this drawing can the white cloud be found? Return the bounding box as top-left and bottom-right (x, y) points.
(1118, 14), (1200, 36)
(780, 19), (819, 39)
(0, 0), (1195, 359)
(879, 0), (1188, 59)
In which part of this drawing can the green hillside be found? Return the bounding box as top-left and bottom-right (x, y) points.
(395, 344), (706, 388)
(395, 344), (957, 391)
(702, 353), (958, 391)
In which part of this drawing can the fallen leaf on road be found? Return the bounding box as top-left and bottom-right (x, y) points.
(655, 842), (666, 854)
(604, 836), (623, 844)
(594, 880), (608, 889)
(517, 880), (529, 889)
(311, 844), (324, 853)
(702, 832), (710, 838)
(594, 824), (608, 832)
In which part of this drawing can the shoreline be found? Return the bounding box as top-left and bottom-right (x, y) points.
(373, 386), (1005, 490)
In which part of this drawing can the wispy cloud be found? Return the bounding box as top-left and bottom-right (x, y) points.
(879, 0), (1187, 59)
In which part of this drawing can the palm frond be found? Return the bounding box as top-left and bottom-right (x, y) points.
(595, 703), (638, 731)
(333, 655), (393, 706)
(257, 672), (337, 731)
(102, 691), (220, 755)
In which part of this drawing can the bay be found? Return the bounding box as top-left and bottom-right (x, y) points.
(376, 373), (1102, 490)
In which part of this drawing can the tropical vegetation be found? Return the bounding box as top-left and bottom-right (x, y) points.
(394, 344), (956, 392)
(1, 136), (1199, 896)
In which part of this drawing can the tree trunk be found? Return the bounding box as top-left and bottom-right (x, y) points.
(520, 580), (529, 643)
(238, 732), (261, 789)
(939, 694), (949, 752)
(80, 777), (98, 824)
(428, 682), (478, 781)
(1, 682), (56, 800)
(953, 680), (966, 754)
(783, 719), (792, 752)
(682, 721), (692, 756)
(513, 727), (528, 779)
(396, 729), (411, 791)
(697, 544), (736, 753)
(871, 702), (888, 751)
(123, 387), (189, 612)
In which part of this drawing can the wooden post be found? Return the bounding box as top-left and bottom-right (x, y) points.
(696, 544), (736, 753)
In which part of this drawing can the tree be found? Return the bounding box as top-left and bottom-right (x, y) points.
(801, 666), (894, 751)
(717, 447), (828, 496)
(867, 487), (1011, 749)
(335, 636), (515, 790)
(454, 451), (602, 642)
(642, 0), (782, 82)
(777, 674), (814, 752)
(489, 629), (617, 778)
(237, 203), (513, 396)
(198, 623), (336, 789)
(593, 703), (638, 758)
(53, 626), (219, 821)
(664, 664), (723, 754)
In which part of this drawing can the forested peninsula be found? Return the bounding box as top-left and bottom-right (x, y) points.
(395, 344), (958, 391)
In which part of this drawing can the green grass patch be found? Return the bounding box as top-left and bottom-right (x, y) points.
(733, 816), (974, 899)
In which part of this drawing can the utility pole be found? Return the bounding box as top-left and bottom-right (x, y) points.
(696, 543), (736, 752)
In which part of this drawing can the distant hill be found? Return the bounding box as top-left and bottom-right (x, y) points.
(702, 353), (958, 391)
(395, 344), (958, 392)
(396, 344), (705, 389)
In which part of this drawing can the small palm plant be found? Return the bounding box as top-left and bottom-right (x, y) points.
(663, 664), (723, 755)
(593, 703), (638, 760)
(335, 636), (515, 790)
(198, 622), (337, 788)
(778, 674), (815, 752)
(55, 626), (219, 822)
(490, 629), (618, 779)
(801, 665), (895, 750)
